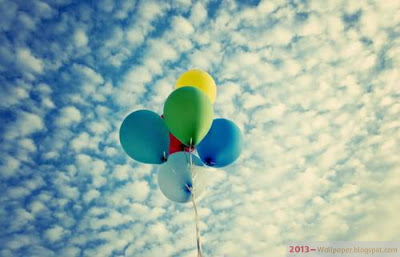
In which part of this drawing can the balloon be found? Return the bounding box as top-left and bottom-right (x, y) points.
(161, 115), (195, 154)
(168, 132), (194, 155)
(175, 69), (217, 103)
(163, 87), (213, 146)
(119, 110), (169, 164)
(197, 118), (242, 167)
(158, 152), (207, 203)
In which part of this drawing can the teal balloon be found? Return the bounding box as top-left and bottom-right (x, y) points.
(119, 110), (169, 164)
(158, 152), (207, 203)
(197, 118), (242, 167)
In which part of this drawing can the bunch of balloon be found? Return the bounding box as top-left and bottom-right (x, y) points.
(119, 69), (243, 257)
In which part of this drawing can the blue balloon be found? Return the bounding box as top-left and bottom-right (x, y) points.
(120, 110), (169, 164)
(197, 118), (242, 167)
(158, 152), (207, 203)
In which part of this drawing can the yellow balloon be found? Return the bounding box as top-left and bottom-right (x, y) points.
(175, 69), (217, 103)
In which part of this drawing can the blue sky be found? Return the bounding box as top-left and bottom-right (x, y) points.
(1, 0), (400, 256)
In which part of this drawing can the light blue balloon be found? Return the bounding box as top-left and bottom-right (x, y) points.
(158, 152), (207, 203)
(197, 118), (242, 167)
(119, 110), (169, 164)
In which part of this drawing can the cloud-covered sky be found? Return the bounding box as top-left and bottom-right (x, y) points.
(1, 0), (400, 256)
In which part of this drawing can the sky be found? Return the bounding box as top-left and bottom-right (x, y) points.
(0, 0), (400, 256)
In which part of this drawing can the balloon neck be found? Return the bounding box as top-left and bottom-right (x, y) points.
(183, 145), (195, 152)
(205, 158), (215, 166)
(185, 183), (193, 193)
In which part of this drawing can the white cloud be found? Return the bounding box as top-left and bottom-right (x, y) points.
(107, 180), (150, 206)
(2, 0), (400, 256)
(147, 222), (169, 240)
(84, 189), (100, 203)
(70, 132), (100, 151)
(188, 42), (221, 70)
(191, 2), (207, 25)
(114, 0), (136, 20)
(0, 85), (29, 108)
(112, 164), (130, 181)
(129, 203), (165, 222)
(9, 208), (34, 232)
(73, 64), (104, 85)
(61, 246), (81, 257)
(29, 200), (47, 214)
(115, 66), (153, 107)
(18, 12), (36, 31)
(146, 39), (178, 63)
(298, 15), (323, 36)
(171, 16), (194, 35)
(125, 1), (166, 46)
(87, 120), (109, 135)
(131, 180), (150, 201)
(126, 27), (146, 45)
(18, 138), (37, 153)
(4, 111), (44, 140)
(98, 0), (114, 13)
(45, 225), (65, 242)
(89, 210), (133, 230)
(0, 155), (20, 178)
(7, 186), (31, 200)
(16, 48), (43, 74)
(241, 92), (267, 109)
(34, 1), (55, 19)
(267, 25), (293, 45)
(74, 29), (88, 47)
(7, 235), (33, 250)
(55, 106), (82, 127)
(57, 184), (80, 199)
(104, 146), (118, 157)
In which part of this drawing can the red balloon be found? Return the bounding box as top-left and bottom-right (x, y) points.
(161, 114), (194, 155)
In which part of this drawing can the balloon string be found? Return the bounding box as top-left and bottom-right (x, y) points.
(189, 138), (203, 257)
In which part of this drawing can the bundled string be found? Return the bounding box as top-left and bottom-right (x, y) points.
(119, 69), (242, 257)
(188, 139), (203, 257)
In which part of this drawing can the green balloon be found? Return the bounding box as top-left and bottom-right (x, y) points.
(119, 110), (169, 164)
(163, 87), (214, 146)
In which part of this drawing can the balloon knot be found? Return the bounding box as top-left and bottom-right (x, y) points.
(183, 145), (195, 152)
(185, 183), (193, 193)
(205, 158), (214, 166)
